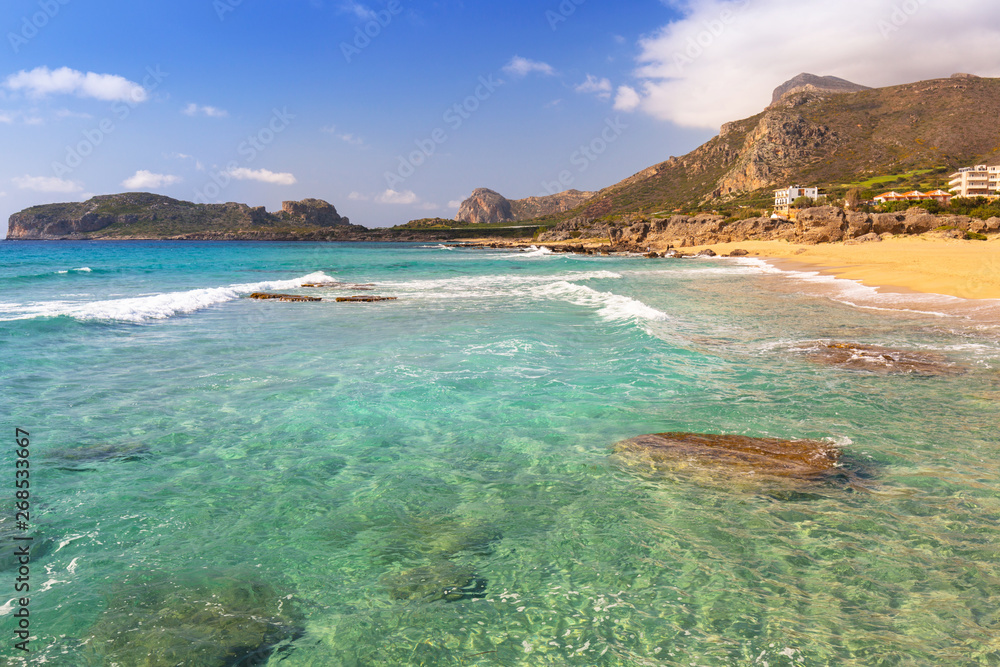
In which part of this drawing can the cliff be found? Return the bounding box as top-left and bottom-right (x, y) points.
(769, 73), (870, 105)
(6, 193), (355, 240)
(455, 188), (594, 224)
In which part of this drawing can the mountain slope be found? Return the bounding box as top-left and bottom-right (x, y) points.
(547, 75), (1000, 224)
(455, 188), (594, 224)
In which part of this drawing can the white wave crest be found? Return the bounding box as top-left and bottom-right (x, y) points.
(1, 271), (334, 324)
(540, 281), (669, 323)
(519, 245), (553, 258)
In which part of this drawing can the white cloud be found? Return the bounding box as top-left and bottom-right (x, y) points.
(348, 191), (368, 201)
(447, 199), (463, 209)
(503, 56), (556, 78)
(13, 175), (83, 193)
(342, 1), (377, 20)
(416, 201), (440, 211)
(225, 167), (297, 185)
(183, 103), (228, 118)
(0, 191), (7, 197)
(122, 170), (182, 189)
(614, 85), (641, 112)
(4, 67), (148, 103)
(54, 109), (93, 119)
(624, 0), (1000, 129)
(0, 112), (12, 123)
(165, 152), (193, 160)
(322, 125), (365, 146)
(575, 75), (612, 99)
(375, 189), (419, 205)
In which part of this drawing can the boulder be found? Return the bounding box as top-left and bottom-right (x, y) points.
(695, 249), (717, 257)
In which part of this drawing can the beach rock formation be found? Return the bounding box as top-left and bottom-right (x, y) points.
(613, 432), (843, 482)
(455, 187), (594, 224)
(85, 573), (303, 667)
(249, 292), (322, 302)
(335, 296), (397, 302)
(802, 342), (963, 375)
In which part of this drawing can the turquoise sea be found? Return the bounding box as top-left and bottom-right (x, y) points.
(1, 240), (999, 666)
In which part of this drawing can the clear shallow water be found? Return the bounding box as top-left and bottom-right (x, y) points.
(1, 241), (999, 666)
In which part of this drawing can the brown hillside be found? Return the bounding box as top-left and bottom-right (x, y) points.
(552, 76), (1000, 223)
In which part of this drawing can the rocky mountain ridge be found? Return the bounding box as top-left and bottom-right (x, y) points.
(535, 74), (1000, 226)
(6, 193), (354, 240)
(455, 188), (594, 224)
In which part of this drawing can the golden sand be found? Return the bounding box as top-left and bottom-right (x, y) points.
(683, 236), (1000, 300)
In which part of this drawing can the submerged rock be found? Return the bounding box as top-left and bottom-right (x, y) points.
(613, 432), (843, 482)
(47, 442), (150, 465)
(804, 342), (962, 375)
(335, 296), (398, 303)
(249, 292), (322, 302)
(382, 561), (487, 602)
(85, 573), (303, 667)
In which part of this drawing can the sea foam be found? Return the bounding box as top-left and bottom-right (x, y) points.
(0, 271), (335, 324)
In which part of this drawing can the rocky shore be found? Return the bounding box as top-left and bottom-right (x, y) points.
(536, 206), (1000, 253)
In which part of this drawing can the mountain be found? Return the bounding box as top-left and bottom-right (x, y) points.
(532, 74), (1000, 225)
(770, 73), (870, 104)
(6, 193), (357, 240)
(455, 188), (594, 224)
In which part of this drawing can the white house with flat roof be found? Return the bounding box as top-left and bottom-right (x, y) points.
(773, 186), (819, 215)
(949, 165), (1000, 198)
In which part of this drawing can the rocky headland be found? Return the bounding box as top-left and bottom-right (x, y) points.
(6, 192), (357, 240)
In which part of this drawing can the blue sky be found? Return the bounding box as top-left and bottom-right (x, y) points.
(2, 0), (1000, 232)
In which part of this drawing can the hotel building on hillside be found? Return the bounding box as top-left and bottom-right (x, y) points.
(773, 185), (819, 215)
(949, 165), (1000, 198)
(874, 190), (953, 206)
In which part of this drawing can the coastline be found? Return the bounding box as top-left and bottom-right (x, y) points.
(680, 236), (1000, 301)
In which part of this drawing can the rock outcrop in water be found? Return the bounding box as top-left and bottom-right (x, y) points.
(249, 292), (322, 302)
(613, 432), (844, 482)
(802, 342), (964, 375)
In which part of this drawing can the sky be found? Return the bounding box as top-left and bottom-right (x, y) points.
(2, 0), (1000, 233)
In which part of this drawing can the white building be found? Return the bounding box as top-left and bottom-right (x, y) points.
(773, 186), (819, 214)
(948, 165), (1000, 198)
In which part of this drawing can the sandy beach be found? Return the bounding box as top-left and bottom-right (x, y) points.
(682, 236), (1000, 301)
